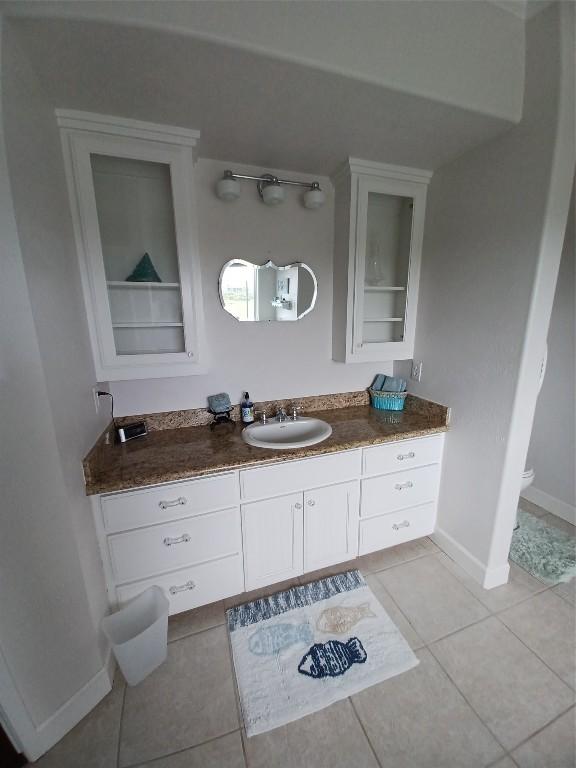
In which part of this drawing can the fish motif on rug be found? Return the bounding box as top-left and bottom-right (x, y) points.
(249, 622), (313, 656)
(316, 603), (376, 634)
(298, 637), (367, 679)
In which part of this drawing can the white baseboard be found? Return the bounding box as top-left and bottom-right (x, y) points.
(26, 656), (113, 762)
(432, 527), (510, 590)
(521, 486), (576, 526)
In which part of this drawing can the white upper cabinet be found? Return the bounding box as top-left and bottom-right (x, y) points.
(332, 159), (432, 362)
(58, 111), (205, 380)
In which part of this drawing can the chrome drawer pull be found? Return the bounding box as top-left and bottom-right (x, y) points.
(392, 520), (411, 531)
(163, 533), (191, 547)
(159, 496), (187, 510)
(294, 502), (302, 509)
(394, 481), (414, 490)
(397, 451), (415, 461)
(169, 580), (195, 595)
(307, 499), (316, 506)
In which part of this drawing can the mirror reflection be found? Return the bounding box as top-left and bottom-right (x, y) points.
(219, 259), (317, 322)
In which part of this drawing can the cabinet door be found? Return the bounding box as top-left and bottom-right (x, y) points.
(351, 174), (427, 362)
(303, 481), (359, 572)
(60, 116), (205, 380)
(241, 493), (304, 591)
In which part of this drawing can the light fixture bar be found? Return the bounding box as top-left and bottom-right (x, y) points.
(222, 169), (319, 191)
(216, 169), (325, 208)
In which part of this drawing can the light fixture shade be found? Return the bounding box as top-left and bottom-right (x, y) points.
(216, 176), (241, 201)
(303, 187), (326, 209)
(262, 183), (285, 206)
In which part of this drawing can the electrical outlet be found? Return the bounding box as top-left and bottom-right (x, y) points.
(92, 386), (100, 413)
(411, 361), (423, 382)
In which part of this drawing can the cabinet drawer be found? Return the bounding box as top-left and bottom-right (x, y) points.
(115, 554), (244, 615)
(108, 506), (241, 584)
(101, 473), (238, 533)
(362, 435), (443, 477)
(359, 502), (436, 555)
(361, 464), (440, 518)
(240, 450), (361, 501)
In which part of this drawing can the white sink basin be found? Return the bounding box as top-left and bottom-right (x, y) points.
(242, 417), (333, 450)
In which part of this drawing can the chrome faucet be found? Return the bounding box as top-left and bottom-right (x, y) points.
(276, 406), (288, 422)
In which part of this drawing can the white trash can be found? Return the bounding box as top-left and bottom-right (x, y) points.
(101, 586), (169, 686)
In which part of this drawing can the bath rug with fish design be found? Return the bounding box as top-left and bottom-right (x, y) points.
(227, 570), (418, 736)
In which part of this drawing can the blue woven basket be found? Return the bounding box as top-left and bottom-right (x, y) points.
(369, 388), (408, 411)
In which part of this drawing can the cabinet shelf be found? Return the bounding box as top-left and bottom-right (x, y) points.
(363, 318), (404, 323)
(112, 321), (184, 328)
(107, 281), (180, 289)
(364, 286), (406, 292)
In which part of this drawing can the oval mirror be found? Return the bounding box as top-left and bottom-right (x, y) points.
(219, 259), (318, 322)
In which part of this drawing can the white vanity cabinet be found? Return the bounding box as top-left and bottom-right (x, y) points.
(303, 481), (359, 572)
(359, 435), (444, 554)
(92, 473), (244, 615)
(241, 479), (360, 591)
(241, 493), (304, 590)
(92, 433), (444, 616)
(239, 452), (361, 590)
(58, 110), (205, 380)
(332, 158), (432, 363)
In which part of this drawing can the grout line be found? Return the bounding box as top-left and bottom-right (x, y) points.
(115, 680), (128, 768)
(423, 613), (495, 648)
(167, 617), (227, 646)
(348, 697), (384, 768)
(493, 613), (576, 692)
(167, 618), (226, 644)
(224, 615), (246, 733)
(239, 729), (250, 768)
(503, 702), (575, 759)
(552, 584), (576, 606)
(429, 620), (576, 757)
(366, 572), (425, 649)
(432, 547), (554, 615)
(426, 641), (510, 756)
(120, 729), (242, 768)
(359, 546), (439, 576)
(484, 753), (519, 768)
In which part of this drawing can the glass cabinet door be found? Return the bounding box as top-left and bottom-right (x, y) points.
(60, 113), (204, 380)
(360, 190), (413, 346)
(91, 154), (186, 356)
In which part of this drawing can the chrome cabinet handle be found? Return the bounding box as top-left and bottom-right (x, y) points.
(294, 502), (302, 510)
(397, 451), (415, 461)
(307, 499), (316, 506)
(169, 580), (195, 595)
(163, 533), (191, 547)
(159, 496), (187, 510)
(392, 520), (411, 531)
(394, 481), (414, 490)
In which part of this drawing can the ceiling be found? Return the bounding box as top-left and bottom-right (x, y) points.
(488, 1), (555, 20)
(8, 16), (515, 176)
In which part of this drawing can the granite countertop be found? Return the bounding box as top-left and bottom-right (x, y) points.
(83, 392), (449, 496)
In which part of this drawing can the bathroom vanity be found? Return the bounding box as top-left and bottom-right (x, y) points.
(85, 394), (447, 616)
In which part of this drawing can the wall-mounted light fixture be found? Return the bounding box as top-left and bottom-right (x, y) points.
(216, 169), (326, 209)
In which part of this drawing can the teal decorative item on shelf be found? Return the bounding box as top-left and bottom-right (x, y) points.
(126, 253), (162, 282)
(369, 389), (407, 411)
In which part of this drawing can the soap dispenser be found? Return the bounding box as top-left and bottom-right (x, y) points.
(241, 392), (255, 424)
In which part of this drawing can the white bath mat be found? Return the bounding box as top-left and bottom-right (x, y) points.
(227, 570), (418, 736)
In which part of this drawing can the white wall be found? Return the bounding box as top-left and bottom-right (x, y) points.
(0, 15), (109, 757)
(398, 3), (574, 587)
(2, 18), (111, 641)
(0, 0), (525, 121)
(525, 194), (575, 516)
(109, 159), (391, 416)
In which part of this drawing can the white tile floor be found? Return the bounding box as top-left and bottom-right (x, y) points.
(33, 509), (575, 768)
